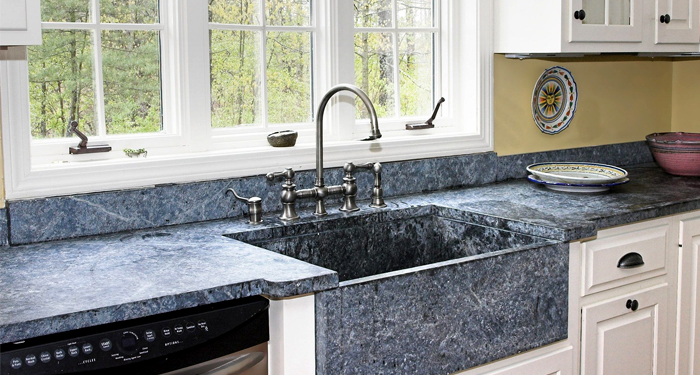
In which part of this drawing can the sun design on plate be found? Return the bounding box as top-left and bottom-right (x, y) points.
(537, 79), (563, 119)
(531, 66), (577, 135)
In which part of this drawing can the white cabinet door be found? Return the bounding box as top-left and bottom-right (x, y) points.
(655, 0), (700, 44)
(581, 284), (670, 375)
(0, 0), (41, 45)
(569, 0), (643, 42)
(676, 215), (700, 375)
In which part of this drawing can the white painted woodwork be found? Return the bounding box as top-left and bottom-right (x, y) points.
(675, 214), (700, 375)
(494, 0), (700, 54)
(0, 0), (41, 45)
(570, 0), (643, 42)
(581, 219), (673, 296)
(581, 284), (669, 375)
(268, 295), (315, 375)
(455, 346), (574, 375)
(656, 0), (700, 44)
(0, 0), (495, 200)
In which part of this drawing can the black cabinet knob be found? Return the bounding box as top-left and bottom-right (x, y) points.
(626, 299), (639, 311)
(574, 9), (586, 20)
(660, 14), (671, 23)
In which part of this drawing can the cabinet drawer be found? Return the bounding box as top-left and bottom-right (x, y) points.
(581, 219), (672, 296)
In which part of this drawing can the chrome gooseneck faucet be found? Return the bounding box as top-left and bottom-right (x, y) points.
(312, 84), (382, 215)
(266, 84), (386, 220)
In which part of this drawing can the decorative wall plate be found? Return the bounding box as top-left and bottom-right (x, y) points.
(527, 174), (629, 193)
(531, 66), (578, 135)
(526, 162), (628, 185)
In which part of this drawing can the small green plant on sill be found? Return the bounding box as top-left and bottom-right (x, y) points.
(124, 148), (147, 158)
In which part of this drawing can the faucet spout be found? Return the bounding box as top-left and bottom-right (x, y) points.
(315, 84), (381, 187)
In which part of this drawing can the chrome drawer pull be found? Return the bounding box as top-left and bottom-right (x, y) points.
(617, 252), (645, 269)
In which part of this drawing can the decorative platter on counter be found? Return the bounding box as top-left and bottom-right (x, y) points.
(526, 162), (628, 185)
(527, 174), (629, 193)
(531, 66), (578, 135)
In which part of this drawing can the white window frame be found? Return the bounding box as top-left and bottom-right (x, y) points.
(0, 0), (492, 200)
(351, 0), (443, 135)
(26, 1), (187, 165)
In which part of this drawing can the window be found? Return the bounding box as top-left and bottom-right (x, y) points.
(354, 0), (438, 121)
(28, 0), (164, 139)
(0, 0), (492, 199)
(209, 0), (314, 129)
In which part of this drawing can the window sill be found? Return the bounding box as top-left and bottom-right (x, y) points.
(7, 131), (492, 200)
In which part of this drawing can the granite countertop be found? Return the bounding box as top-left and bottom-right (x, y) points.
(2, 163), (699, 344)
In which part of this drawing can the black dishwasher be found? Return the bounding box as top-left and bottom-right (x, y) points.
(0, 296), (269, 375)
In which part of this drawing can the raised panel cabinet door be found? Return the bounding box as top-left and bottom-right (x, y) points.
(581, 284), (669, 375)
(676, 216), (700, 375)
(0, 0), (41, 45)
(656, 0), (700, 44)
(569, 0), (643, 42)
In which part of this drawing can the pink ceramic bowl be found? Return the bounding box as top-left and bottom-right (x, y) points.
(646, 132), (700, 176)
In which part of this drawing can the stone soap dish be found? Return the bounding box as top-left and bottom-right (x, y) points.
(267, 130), (298, 147)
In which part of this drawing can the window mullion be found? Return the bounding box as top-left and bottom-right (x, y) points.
(182, 0), (212, 152)
(327, 0), (357, 142)
(392, 0), (400, 119)
(260, 3), (269, 130)
(92, 0), (107, 137)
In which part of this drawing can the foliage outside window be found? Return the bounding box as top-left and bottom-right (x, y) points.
(209, 0), (314, 129)
(1, 0), (491, 200)
(28, 0), (163, 140)
(354, 0), (437, 120)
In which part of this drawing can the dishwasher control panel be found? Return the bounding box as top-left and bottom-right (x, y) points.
(1, 296), (269, 374)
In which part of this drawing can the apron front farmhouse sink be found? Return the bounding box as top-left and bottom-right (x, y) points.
(227, 205), (569, 374)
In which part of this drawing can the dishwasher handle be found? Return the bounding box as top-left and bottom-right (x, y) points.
(200, 352), (265, 375)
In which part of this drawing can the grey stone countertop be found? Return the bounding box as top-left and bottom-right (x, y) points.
(2, 163), (700, 344)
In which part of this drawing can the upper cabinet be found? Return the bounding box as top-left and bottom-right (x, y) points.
(0, 0), (41, 46)
(570, 0), (643, 43)
(657, 0), (699, 44)
(494, 0), (700, 54)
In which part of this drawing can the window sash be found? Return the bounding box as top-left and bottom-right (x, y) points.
(353, 0), (441, 125)
(34, 1), (168, 141)
(29, 0), (450, 157)
(208, 21), (317, 130)
(1, 0), (493, 200)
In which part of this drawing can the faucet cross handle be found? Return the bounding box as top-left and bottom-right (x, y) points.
(226, 188), (263, 224)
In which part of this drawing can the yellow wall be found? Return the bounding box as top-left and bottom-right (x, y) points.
(671, 59), (700, 132)
(494, 55), (675, 156)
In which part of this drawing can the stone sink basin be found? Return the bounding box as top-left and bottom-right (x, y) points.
(227, 205), (554, 283)
(227, 205), (569, 374)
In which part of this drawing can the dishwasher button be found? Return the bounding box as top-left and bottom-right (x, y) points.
(40, 351), (51, 363)
(82, 343), (93, 354)
(10, 357), (22, 369)
(197, 320), (208, 331)
(144, 329), (156, 342)
(174, 324), (184, 335)
(162, 327), (172, 337)
(68, 345), (79, 357)
(100, 339), (112, 351)
(25, 354), (37, 366)
(54, 348), (66, 360)
(185, 322), (196, 332)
